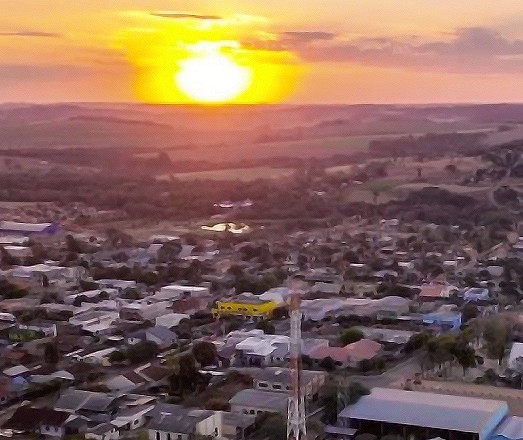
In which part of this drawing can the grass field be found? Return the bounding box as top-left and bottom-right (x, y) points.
(167, 133), (407, 163)
(161, 166), (294, 181)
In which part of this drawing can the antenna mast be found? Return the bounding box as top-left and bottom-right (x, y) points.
(287, 286), (307, 440)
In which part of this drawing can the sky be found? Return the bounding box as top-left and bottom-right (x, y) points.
(1, 0), (523, 104)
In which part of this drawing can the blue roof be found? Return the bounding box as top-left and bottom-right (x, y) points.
(493, 416), (523, 440)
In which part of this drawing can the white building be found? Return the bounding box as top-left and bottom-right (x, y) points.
(147, 404), (221, 440)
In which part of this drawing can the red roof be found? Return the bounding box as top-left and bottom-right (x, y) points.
(309, 339), (382, 363)
(418, 284), (445, 298)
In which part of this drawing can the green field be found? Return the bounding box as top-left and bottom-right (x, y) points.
(160, 166), (294, 181)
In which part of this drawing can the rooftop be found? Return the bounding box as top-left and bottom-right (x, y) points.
(339, 388), (508, 434)
(229, 389), (288, 413)
(147, 404), (215, 434)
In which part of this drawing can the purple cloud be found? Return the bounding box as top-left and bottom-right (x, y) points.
(0, 30), (62, 38)
(253, 26), (523, 74)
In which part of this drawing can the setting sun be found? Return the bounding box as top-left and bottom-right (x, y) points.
(175, 48), (252, 103)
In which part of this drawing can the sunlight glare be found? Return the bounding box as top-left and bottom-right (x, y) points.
(175, 49), (252, 103)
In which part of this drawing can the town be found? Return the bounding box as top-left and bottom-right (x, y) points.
(2, 186), (523, 440)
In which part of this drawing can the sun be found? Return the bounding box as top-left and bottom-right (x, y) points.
(175, 50), (252, 103)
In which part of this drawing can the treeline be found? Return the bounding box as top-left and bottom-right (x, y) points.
(368, 132), (487, 158)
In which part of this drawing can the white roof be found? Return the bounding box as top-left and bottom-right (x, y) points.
(3, 365), (30, 377)
(0, 221), (53, 232)
(161, 284), (208, 292)
(235, 335), (289, 356)
(83, 347), (116, 359)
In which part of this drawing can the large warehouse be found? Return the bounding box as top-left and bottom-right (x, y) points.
(0, 221), (61, 237)
(338, 388), (509, 440)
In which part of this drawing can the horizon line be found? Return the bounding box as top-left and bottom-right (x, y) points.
(2, 101), (523, 107)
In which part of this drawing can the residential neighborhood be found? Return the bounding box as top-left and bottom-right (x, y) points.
(2, 211), (523, 440)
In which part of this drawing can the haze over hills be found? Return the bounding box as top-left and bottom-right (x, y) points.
(0, 103), (523, 160)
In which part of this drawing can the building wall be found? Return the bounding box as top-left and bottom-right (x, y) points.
(480, 404), (509, 440)
(148, 430), (188, 440)
(196, 412), (222, 437)
(39, 424), (65, 437)
(213, 300), (277, 320)
(231, 404), (285, 417)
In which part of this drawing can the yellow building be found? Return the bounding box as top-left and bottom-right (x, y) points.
(213, 294), (278, 320)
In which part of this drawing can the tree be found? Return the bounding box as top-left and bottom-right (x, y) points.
(404, 333), (430, 354)
(341, 327), (364, 345)
(121, 288), (141, 300)
(319, 357), (336, 372)
(168, 353), (201, 395)
(157, 242), (182, 263)
(108, 350), (126, 364)
(192, 341), (217, 367)
(127, 341), (159, 364)
(454, 344), (476, 375)
(256, 413), (287, 440)
(43, 342), (59, 364)
(359, 359), (375, 373)
(65, 234), (82, 253)
(255, 320), (275, 335)
(462, 303), (479, 323)
(483, 316), (511, 363)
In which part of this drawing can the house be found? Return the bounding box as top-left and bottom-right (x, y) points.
(2, 245), (32, 259)
(127, 326), (177, 349)
(301, 298), (345, 322)
(221, 412), (256, 440)
(508, 343), (523, 371)
(120, 301), (171, 321)
(69, 310), (118, 330)
(229, 389), (288, 416)
(2, 406), (71, 438)
(312, 282), (343, 295)
(0, 221), (61, 236)
(105, 371), (146, 392)
(147, 404), (222, 440)
(422, 309), (462, 331)
(213, 293), (278, 321)
(135, 364), (171, 387)
(65, 289), (118, 305)
(111, 405), (154, 431)
(418, 284), (458, 301)
(464, 287), (490, 302)
(308, 339), (383, 369)
(358, 327), (414, 347)
(155, 285), (210, 301)
(85, 423), (120, 440)
(55, 389), (121, 420)
(171, 297), (209, 316)
(96, 279), (137, 292)
(233, 333), (289, 367)
(253, 367), (326, 401)
(156, 313), (190, 329)
(337, 388), (508, 440)
(7, 264), (81, 288)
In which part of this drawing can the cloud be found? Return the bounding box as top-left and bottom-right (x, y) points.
(0, 30), (62, 38)
(150, 12), (222, 20)
(279, 31), (336, 44)
(0, 64), (88, 81)
(264, 26), (523, 74)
